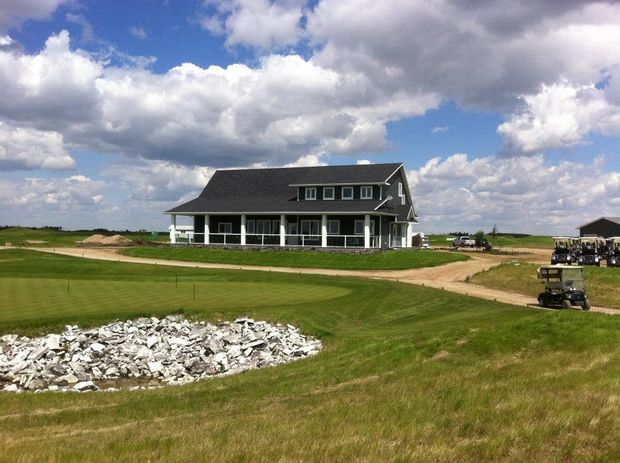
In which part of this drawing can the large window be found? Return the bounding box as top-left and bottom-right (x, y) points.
(398, 182), (406, 205)
(245, 219), (255, 234)
(342, 186), (354, 200)
(218, 222), (232, 234)
(305, 187), (317, 200)
(256, 220), (271, 234)
(327, 220), (340, 235)
(354, 219), (375, 235)
(360, 186), (373, 199)
(323, 186), (335, 200)
(273, 219), (280, 233)
(301, 220), (320, 236)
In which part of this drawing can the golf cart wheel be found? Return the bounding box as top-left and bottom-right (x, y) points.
(583, 298), (591, 311)
(538, 297), (546, 308)
(561, 299), (571, 310)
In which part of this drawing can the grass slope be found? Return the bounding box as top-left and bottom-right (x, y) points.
(1, 250), (619, 462)
(469, 261), (620, 309)
(0, 227), (163, 247)
(429, 234), (553, 249)
(121, 246), (468, 270)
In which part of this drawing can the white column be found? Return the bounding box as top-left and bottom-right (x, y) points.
(204, 215), (210, 244)
(240, 214), (246, 245)
(321, 214), (327, 248)
(280, 214), (286, 247)
(169, 215), (177, 244)
(364, 214), (370, 249)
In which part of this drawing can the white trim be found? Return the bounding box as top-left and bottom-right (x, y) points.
(300, 219), (320, 236)
(360, 185), (373, 199)
(305, 187), (317, 200)
(290, 182), (387, 187)
(384, 164), (404, 183)
(218, 222), (232, 234)
(240, 214), (246, 245)
(204, 215), (210, 245)
(364, 214), (370, 249)
(256, 219), (271, 234)
(166, 211), (399, 216)
(280, 214), (286, 247)
(327, 219), (340, 235)
(323, 186), (335, 200)
(321, 214), (327, 247)
(342, 186), (354, 200)
(374, 197), (390, 210)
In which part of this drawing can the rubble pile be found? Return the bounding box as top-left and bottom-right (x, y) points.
(0, 315), (321, 393)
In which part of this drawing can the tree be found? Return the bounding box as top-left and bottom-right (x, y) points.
(474, 230), (485, 242)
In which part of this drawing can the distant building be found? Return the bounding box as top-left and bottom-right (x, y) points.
(166, 163), (418, 249)
(578, 217), (620, 238)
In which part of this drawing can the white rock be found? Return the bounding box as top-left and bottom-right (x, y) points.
(90, 343), (105, 353)
(148, 361), (163, 373)
(74, 381), (97, 392)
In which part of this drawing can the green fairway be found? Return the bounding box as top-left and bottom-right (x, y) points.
(121, 246), (468, 270)
(1, 249), (619, 462)
(469, 261), (620, 309)
(0, 226), (164, 248)
(429, 234), (553, 249)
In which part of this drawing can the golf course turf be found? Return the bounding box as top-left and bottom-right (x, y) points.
(121, 246), (468, 270)
(1, 249), (619, 462)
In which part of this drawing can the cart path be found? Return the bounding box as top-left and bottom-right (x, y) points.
(15, 246), (620, 316)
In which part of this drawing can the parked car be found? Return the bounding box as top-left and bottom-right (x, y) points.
(550, 236), (574, 264)
(475, 238), (493, 250)
(452, 236), (476, 247)
(606, 237), (620, 267)
(421, 237), (430, 249)
(537, 265), (591, 310)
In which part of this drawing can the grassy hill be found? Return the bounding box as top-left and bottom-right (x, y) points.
(0, 226), (164, 247)
(1, 249), (619, 462)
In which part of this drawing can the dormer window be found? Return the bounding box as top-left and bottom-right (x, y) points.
(323, 186), (335, 200)
(305, 187), (317, 200)
(342, 186), (354, 200)
(360, 186), (373, 199)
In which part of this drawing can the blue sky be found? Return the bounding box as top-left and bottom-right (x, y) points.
(0, 1), (619, 234)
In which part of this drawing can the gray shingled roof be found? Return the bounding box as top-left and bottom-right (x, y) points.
(577, 217), (620, 228)
(167, 163), (404, 216)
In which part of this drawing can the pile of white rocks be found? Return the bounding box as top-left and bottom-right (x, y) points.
(0, 315), (321, 393)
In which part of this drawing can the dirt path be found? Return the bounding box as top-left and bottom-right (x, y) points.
(17, 246), (619, 316)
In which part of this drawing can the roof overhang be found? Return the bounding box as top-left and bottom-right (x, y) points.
(165, 210), (399, 217)
(577, 217), (620, 229)
(289, 182), (388, 187)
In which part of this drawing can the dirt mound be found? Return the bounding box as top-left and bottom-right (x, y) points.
(81, 234), (106, 244)
(100, 234), (133, 246)
(80, 234), (133, 246)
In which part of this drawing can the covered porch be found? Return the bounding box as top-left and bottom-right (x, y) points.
(168, 213), (398, 249)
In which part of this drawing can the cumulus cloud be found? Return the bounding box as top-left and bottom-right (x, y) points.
(104, 161), (215, 201)
(497, 80), (620, 154)
(129, 26), (147, 40)
(408, 153), (620, 234)
(200, 0), (306, 48)
(0, 175), (105, 210)
(0, 31), (437, 170)
(66, 13), (94, 44)
(0, 122), (74, 170)
(0, 0), (69, 32)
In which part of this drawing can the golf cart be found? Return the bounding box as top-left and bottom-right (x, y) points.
(537, 265), (591, 310)
(550, 236), (574, 264)
(576, 237), (605, 266)
(606, 237), (620, 267)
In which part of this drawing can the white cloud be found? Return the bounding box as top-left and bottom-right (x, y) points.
(66, 13), (94, 44)
(431, 126), (448, 134)
(497, 80), (620, 154)
(0, 175), (105, 210)
(407, 153), (620, 234)
(0, 0), (69, 32)
(104, 161), (215, 201)
(129, 26), (147, 40)
(0, 31), (437, 170)
(356, 159), (371, 165)
(0, 121), (74, 170)
(201, 0), (306, 48)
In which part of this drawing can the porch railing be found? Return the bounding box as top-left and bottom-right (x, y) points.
(171, 231), (381, 248)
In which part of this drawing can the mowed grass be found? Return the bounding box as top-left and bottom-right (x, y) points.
(429, 234), (553, 249)
(1, 250), (619, 462)
(0, 226), (164, 247)
(469, 261), (620, 309)
(121, 246), (468, 270)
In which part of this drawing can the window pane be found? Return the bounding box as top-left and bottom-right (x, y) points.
(354, 220), (364, 235)
(324, 187), (334, 199)
(361, 186), (372, 199)
(342, 187), (353, 199)
(246, 220), (255, 234)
